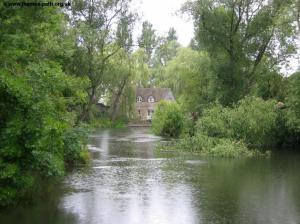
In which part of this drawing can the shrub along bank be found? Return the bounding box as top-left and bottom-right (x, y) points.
(151, 101), (184, 138)
(154, 97), (288, 158)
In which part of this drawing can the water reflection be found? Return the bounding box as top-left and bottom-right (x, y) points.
(62, 128), (199, 223)
(184, 158), (300, 224)
(1, 128), (300, 224)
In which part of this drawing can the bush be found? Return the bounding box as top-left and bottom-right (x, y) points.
(196, 97), (279, 148)
(158, 97), (280, 157)
(152, 101), (184, 137)
(230, 97), (278, 147)
(63, 125), (90, 165)
(181, 115), (196, 137)
(196, 103), (233, 138)
(208, 138), (253, 157)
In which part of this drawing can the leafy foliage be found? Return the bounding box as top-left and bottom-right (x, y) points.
(159, 134), (254, 158)
(152, 101), (184, 137)
(69, 0), (136, 121)
(196, 97), (279, 148)
(138, 21), (157, 60)
(160, 48), (213, 113)
(159, 97), (279, 157)
(63, 126), (90, 165)
(0, 4), (89, 207)
(285, 72), (300, 140)
(0, 0), (299, 207)
(183, 0), (297, 105)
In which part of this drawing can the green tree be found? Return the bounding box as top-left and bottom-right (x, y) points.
(285, 71), (300, 139)
(0, 3), (88, 206)
(161, 48), (213, 113)
(184, 0), (297, 105)
(132, 49), (151, 87)
(105, 49), (135, 121)
(167, 27), (178, 42)
(69, 0), (135, 121)
(150, 28), (181, 86)
(138, 21), (157, 61)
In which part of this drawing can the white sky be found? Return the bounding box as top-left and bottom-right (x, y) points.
(132, 0), (194, 47)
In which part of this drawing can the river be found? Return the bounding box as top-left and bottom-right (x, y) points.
(1, 127), (300, 224)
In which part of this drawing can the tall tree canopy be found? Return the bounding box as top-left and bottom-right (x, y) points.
(183, 0), (298, 105)
(138, 21), (157, 61)
(0, 3), (88, 206)
(69, 0), (135, 121)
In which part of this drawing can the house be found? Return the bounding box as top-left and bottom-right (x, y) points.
(96, 102), (110, 113)
(135, 87), (175, 121)
(96, 97), (110, 113)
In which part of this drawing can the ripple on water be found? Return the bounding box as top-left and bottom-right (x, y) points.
(87, 145), (103, 151)
(114, 133), (162, 143)
(93, 166), (113, 169)
(185, 160), (207, 165)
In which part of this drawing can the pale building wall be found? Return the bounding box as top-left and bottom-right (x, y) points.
(135, 102), (157, 121)
(135, 88), (175, 121)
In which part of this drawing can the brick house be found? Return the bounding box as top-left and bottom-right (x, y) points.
(135, 88), (175, 121)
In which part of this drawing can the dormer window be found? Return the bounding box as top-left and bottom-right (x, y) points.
(148, 96), (155, 103)
(137, 96), (143, 102)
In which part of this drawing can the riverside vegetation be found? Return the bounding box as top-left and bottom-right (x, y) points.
(151, 0), (300, 157)
(1, 0), (300, 207)
(0, 0), (135, 207)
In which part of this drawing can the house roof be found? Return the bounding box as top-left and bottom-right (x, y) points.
(136, 88), (175, 101)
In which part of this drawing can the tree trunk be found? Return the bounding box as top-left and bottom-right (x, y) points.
(80, 87), (96, 122)
(111, 77), (128, 122)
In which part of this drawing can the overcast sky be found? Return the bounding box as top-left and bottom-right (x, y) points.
(132, 0), (194, 46)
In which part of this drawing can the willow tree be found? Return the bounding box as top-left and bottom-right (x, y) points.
(109, 16), (135, 121)
(69, 0), (135, 121)
(184, 0), (298, 105)
(161, 48), (213, 112)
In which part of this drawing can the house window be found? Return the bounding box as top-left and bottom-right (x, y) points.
(138, 110), (141, 115)
(137, 96), (143, 102)
(148, 96), (155, 103)
(148, 110), (154, 116)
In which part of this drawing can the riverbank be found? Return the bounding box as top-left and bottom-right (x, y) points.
(156, 135), (271, 158)
(151, 97), (297, 158)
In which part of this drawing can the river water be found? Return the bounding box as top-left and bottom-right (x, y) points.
(1, 128), (300, 224)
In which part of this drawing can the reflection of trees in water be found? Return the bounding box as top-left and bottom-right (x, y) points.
(0, 178), (80, 224)
(60, 128), (199, 223)
(185, 156), (300, 224)
(5, 128), (300, 224)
